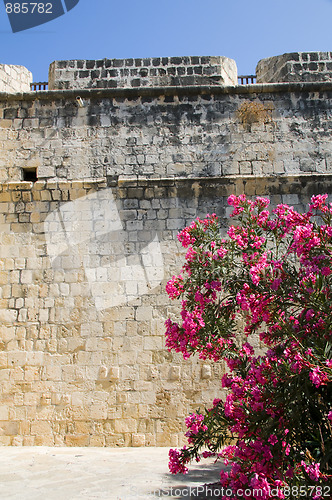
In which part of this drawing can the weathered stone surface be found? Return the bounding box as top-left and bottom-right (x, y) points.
(2, 79), (332, 184)
(48, 56), (238, 90)
(1, 55), (332, 447)
(0, 64), (32, 93)
(256, 51), (332, 83)
(0, 175), (330, 446)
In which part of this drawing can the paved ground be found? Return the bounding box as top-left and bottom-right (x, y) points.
(0, 447), (222, 500)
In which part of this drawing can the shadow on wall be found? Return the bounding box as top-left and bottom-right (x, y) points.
(45, 187), (164, 310)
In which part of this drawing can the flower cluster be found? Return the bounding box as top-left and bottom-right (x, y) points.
(166, 195), (332, 498)
(185, 413), (208, 444)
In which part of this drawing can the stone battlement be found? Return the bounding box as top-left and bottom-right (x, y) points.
(2, 52), (332, 94)
(48, 56), (238, 90)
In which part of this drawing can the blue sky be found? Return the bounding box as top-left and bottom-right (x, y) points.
(1, 0), (332, 82)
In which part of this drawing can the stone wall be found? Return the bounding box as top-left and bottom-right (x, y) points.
(1, 81), (332, 184)
(48, 56), (237, 90)
(0, 177), (228, 446)
(1, 53), (332, 446)
(0, 64), (32, 93)
(0, 175), (330, 446)
(256, 51), (332, 83)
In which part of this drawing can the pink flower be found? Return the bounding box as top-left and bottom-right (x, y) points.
(301, 461), (321, 481)
(166, 275), (184, 299)
(249, 474), (271, 499)
(309, 366), (328, 387)
(168, 448), (189, 474)
(305, 309), (315, 321)
(166, 197), (332, 487)
(177, 224), (197, 247)
(254, 197), (270, 209)
(268, 434), (278, 445)
(310, 194), (328, 210)
(271, 278), (282, 290)
(185, 413), (208, 442)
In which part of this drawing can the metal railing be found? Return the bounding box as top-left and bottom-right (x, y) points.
(30, 77), (256, 91)
(30, 82), (48, 91)
(238, 75), (256, 85)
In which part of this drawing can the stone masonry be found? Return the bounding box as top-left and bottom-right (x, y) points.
(256, 51), (332, 83)
(0, 64), (32, 93)
(0, 53), (332, 446)
(48, 56), (237, 91)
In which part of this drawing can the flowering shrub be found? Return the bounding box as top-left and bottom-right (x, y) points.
(165, 195), (332, 499)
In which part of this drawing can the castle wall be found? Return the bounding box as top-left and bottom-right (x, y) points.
(1, 54), (332, 446)
(1, 82), (332, 185)
(0, 175), (330, 446)
(0, 177), (225, 446)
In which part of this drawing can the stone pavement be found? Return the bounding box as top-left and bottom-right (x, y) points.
(0, 447), (222, 500)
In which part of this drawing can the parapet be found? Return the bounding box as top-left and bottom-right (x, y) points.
(4, 52), (332, 95)
(0, 64), (32, 93)
(256, 52), (332, 83)
(48, 56), (238, 90)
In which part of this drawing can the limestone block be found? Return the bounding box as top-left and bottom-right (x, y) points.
(0, 407), (9, 420)
(109, 367), (120, 380)
(0, 421), (20, 436)
(132, 433), (146, 447)
(40, 393), (52, 405)
(24, 366), (40, 382)
(12, 436), (23, 446)
(65, 435), (90, 446)
(201, 365), (212, 380)
(23, 436), (35, 446)
(169, 366), (181, 381)
(116, 393), (127, 404)
(105, 434), (125, 447)
(90, 435), (105, 446)
(113, 419), (137, 433)
(0, 369), (10, 381)
(0, 309), (17, 324)
(143, 337), (163, 350)
(0, 436), (11, 445)
(51, 393), (62, 405)
(98, 366), (108, 380)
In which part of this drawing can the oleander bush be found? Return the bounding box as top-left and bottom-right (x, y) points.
(165, 194), (332, 499)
